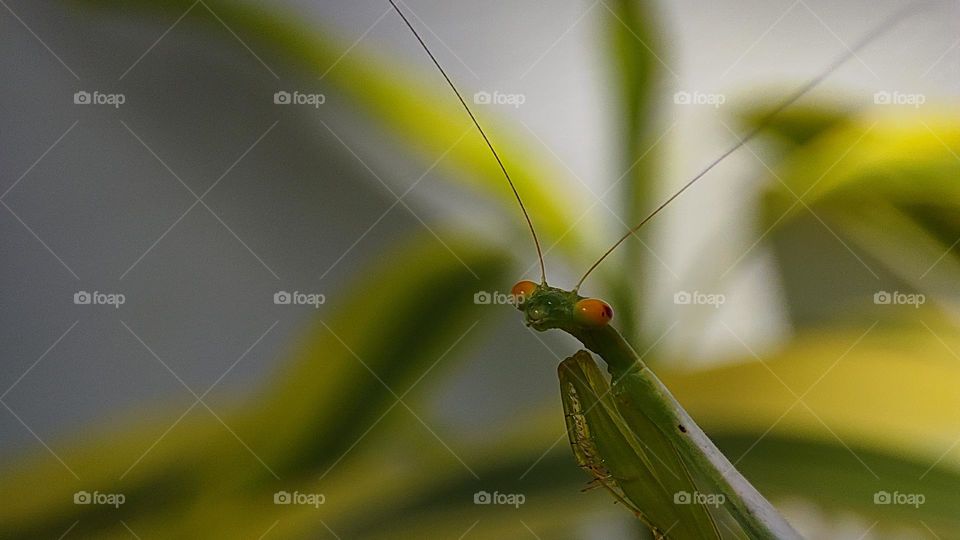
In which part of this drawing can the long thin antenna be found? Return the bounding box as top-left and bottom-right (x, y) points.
(387, 0), (547, 283)
(575, 4), (923, 291)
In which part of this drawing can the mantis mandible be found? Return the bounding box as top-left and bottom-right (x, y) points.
(388, 1), (916, 537)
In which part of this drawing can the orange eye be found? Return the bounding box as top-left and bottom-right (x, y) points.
(574, 298), (613, 326)
(511, 280), (538, 304)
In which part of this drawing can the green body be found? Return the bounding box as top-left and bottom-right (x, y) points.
(522, 284), (801, 539)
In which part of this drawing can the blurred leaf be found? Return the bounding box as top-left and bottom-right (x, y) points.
(602, 0), (667, 342)
(762, 112), (960, 218)
(73, 0), (601, 270)
(832, 202), (960, 312)
(753, 109), (960, 325)
(662, 322), (960, 533)
(91, 393), (622, 537)
(253, 408), (617, 539)
(741, 99), (853, 148)
(0, 233), (509, 538)
(715, 434), (960, 537)
(238, 235), (509, 479)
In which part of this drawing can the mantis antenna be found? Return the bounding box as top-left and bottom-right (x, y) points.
(387, 0), (548, 284)
(575, 3), (924, 291)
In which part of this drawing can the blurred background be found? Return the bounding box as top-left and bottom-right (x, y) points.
(1, 0), (958, 538)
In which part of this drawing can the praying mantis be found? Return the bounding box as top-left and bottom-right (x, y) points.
(388, 1), (918, 538)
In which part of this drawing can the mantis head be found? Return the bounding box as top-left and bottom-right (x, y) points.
(511, 280), (613, 332)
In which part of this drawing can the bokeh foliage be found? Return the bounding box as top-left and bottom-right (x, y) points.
(3, 1), (959, 538)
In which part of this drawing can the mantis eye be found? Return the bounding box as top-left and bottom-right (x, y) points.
(511, 280), (538, 304)
(574, 298), (613, 326)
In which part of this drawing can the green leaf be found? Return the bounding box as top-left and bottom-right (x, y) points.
(740, 100), (853, 148)
(602, 0), (668, 342)
(762, 112), (960, 220)
(239, 235), (510, 478)
(754, 109), (960, 325)
(0, 233), (510, 538)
